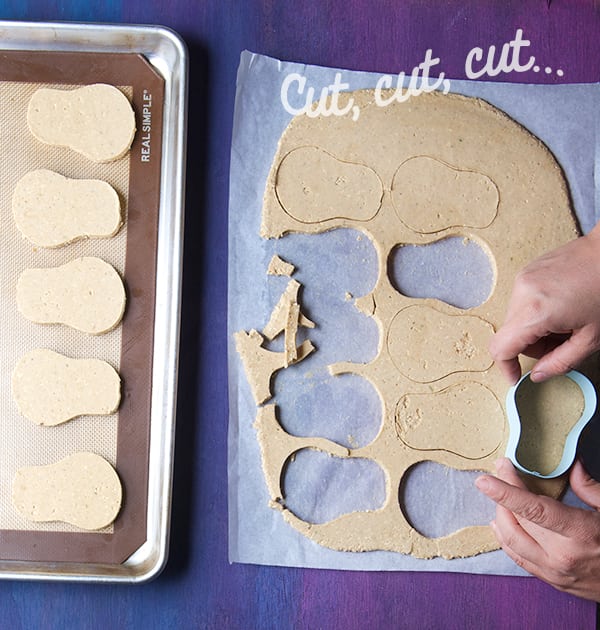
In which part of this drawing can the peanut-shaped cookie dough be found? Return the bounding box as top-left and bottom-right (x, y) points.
(27, 83), (136, 163)
(12, 349), (121, 426)
(16, 257), (126, 334)
(13, 169), (122, 247)
(12, 452), (122, 531)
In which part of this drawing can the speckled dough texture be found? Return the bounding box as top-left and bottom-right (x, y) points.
(12, 169), (122, 247)
(27, 83), (136, 163)
(12, 349), (121, 427)
(237, 89), (579, 559)
(16, 256), (126, 334)
(12, 452), (122, 531)
(515, 375), (584, 476)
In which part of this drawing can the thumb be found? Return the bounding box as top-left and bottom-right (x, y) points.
(569, 459), (600, 511)
(532, 329), (595, 380)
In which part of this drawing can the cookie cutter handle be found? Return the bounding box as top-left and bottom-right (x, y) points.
(505, 370), (597, 479)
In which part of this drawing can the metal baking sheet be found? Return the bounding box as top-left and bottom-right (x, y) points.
(0, 21), (187, 582)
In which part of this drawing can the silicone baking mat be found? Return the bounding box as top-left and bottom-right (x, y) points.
(0, 51), (163, 564)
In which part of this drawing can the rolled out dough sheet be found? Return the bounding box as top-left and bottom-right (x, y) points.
(228, 51), (600, 574)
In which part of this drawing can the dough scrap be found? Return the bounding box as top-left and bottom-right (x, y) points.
(27, 83), (136, 163)
(262, 279), (315, 368)
(267, 254), (295, 276)
(236, 279), (316, 401)
(246, 89), (579, 558)
(12, 349), (121, 426)
(12, 452), (122, 531)
(234, 329), (315, 404)
(12, 169), (122, 247)
(16, 256), (126, 334)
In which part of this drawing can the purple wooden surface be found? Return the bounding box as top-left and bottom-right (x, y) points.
(0, 1), (598, 628)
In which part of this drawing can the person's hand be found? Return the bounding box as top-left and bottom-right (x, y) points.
(476, 457), (600, 601)
(489, 226), (600, 384)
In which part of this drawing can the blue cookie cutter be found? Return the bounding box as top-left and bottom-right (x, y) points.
(505, 370), (597, 478)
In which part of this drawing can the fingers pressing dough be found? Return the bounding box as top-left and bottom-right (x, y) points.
(12, 452), (122, 530)
(12, 349), (121, 426)
(27, 83), (136, 163)
(16, 256), (126, 334)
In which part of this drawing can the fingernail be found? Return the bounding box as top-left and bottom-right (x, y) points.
(475, 476), (490, 492)
(531, 370), (547, 382)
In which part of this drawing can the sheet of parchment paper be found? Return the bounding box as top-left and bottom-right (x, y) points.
(227, 50), (599, 573)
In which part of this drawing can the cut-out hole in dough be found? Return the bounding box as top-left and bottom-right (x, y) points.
(275, 146), (383, 224)
(389, 236), (495, 309)
(277, 372), (382, 449)
(396, 381), (504, 459)
(283, 449), (386, 524)
(400, 461), (495, 538)
(391, 156), (499, 233)
(274, 229), (379, 366)
(387, 305), (494, 382)
(515, 375), (585, 476)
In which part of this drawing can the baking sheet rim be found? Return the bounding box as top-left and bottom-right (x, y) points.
(0, 20), (187, 583)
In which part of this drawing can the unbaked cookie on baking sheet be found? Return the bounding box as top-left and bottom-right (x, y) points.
(16, 256), (126, 334)
(12, 452), (122, 531)
(27, 83), (136, 163)
(12, 169), (122, 248)
(12, 348), (121, 427)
